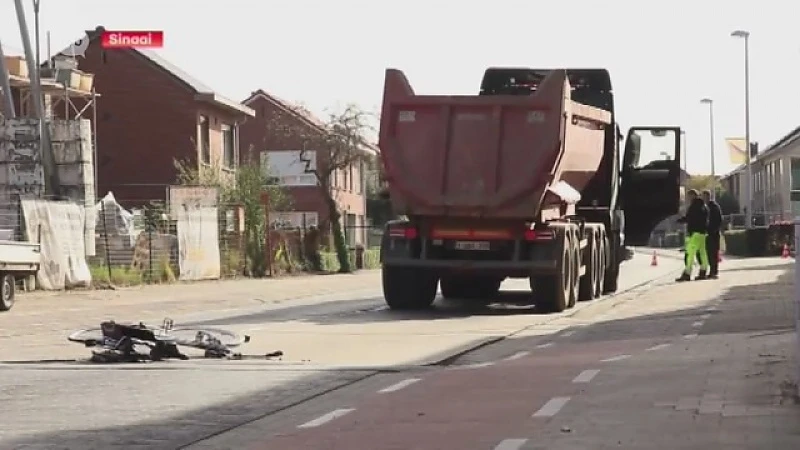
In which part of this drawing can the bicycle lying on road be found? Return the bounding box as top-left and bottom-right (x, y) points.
(68, 318), (254, 363)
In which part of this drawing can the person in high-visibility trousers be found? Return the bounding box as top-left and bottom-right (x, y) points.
(702, 189), (723, 279)
(676, 189), (709, 282)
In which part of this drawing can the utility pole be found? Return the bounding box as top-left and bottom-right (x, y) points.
(33, 0), (41, 68)
(699, 98), (717, 199)
(0, 41), (17, 117)
(732, 29), (753, 227)
(14, 0), (60, 196)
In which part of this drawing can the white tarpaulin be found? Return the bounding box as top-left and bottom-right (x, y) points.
(21, 199), (92, 290)
(176, 205), (220, 281)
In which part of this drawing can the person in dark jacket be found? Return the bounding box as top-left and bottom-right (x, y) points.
(676, 189), (709, 281)
(702, 190), (723, 279)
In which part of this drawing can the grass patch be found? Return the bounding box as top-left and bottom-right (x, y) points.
(89, 264), (143, 287)
(320, 248), (380, 272)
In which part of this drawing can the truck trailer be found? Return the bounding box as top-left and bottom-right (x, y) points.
(377, 67), (682, 313)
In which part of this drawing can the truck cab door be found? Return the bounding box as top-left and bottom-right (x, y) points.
(620, 126), (682, 246)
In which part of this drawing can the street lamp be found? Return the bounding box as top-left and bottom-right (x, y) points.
(731, 29), (753, 227)
(699, 98), (716, 178)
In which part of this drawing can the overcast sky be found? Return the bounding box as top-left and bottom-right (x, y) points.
(2, 0), (798, 176)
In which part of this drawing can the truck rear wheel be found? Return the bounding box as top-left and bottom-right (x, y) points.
(0, 273), (15, 311)
(531, 229), (571, 313)
(568, 234), (580, 307)
(440, 276), (501, 302)
(382, 265), (438, 310)
(594, 232), (606, 298)
(602, 232), (621, 294)
(578, 228), (598, 302)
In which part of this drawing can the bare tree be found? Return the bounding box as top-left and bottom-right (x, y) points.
(267, 103), (376, 272)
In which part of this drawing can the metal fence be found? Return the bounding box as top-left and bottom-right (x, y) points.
(93, 197), (246, 283)
(724, 211), (795, 229)
(0, 194), (387, 285)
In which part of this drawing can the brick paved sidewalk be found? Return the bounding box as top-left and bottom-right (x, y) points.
(0, 270), (381, 361)
(520, 256), (800, 449)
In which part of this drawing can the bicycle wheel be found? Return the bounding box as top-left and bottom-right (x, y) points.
(68, 324), (175, 344)
(168, 327), (246, 348)
(68, 328), (104, 343)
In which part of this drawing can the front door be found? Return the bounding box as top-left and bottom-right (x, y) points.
(620, 126), (682, 246)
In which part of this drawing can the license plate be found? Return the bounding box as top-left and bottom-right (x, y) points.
(454, 241), (490, 251)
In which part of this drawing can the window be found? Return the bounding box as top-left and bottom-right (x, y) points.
(262, 150), (317, 186)
(222, 123), (235, 168)
(790, 158), (800, 214)
(199, 115), (210, 164)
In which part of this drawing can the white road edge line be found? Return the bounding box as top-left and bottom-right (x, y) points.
(536, 342), (554, 349)
(701, 314), (711, 320)
(561, 331), (575, 337)
(646, 343), (671, 352)
(692, 321), (704, 328)
(505, 351), (530, 361)
(493, 438), (529, 450)
(533, 396), (571, 417)
(463, 362), (494, 369)
(297, 408), (355, 429)
(600, 354), (631, 363)
(378, 378), (421, 393)
(684, 333), (698, 339)
(572, 369), (600, 383)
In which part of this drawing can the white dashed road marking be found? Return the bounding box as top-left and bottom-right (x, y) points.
(533, 397), (571, 417)
(684, 333), (698, 339)
(646, 343), (671, 352)
(493, 438), (529, 450)
(536, 342), (554, 349)
(505, 351), (530, 361)
(600, 354), (631, 363)
(298, 408), (355, 428)
(378, 378), (420, 393)
(701, 314), (711, 320)
(692, 321), (704, 328)
(572, 369), (600, 383)
(561, 331), (575, 337)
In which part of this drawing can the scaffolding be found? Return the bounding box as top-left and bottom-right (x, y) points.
(5, 73), (101, 199)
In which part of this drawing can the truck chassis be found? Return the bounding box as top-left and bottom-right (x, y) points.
(380, 218), (619, 313)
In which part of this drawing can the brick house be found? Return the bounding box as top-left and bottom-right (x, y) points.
(59, 26), (255, 207)
(239, 89), (376, 246)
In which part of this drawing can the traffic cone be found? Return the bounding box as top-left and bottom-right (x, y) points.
(651, 251), (658, 266)
(782, 244), (790, 259)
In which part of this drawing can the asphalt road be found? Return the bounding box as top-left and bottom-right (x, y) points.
(0, 251), (684, 449)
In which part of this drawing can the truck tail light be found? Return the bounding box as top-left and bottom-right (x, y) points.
(388, 224), (418, 239)
(524, 229), (554, 241)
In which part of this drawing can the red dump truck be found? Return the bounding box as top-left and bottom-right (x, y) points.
(377, 67), (682, 312)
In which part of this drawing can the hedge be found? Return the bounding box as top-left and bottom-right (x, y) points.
(723, 223), (794, 257)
